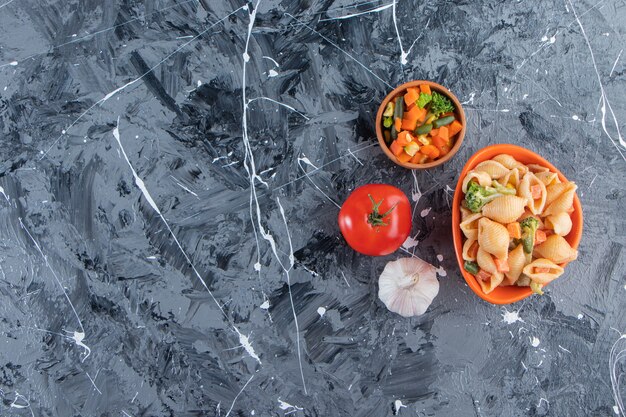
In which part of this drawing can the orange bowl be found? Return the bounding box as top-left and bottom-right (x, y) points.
(452, 144), (583, 304)
(375, 80), (466, 169)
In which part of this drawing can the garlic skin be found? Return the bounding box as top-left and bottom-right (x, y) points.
(378, 258), (439, 317)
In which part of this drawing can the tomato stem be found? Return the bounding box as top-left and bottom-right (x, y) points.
(367, 194), (397, 227)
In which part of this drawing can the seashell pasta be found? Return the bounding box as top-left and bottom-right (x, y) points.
(459, 153), (579, 295)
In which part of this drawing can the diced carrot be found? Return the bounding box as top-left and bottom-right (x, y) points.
(429, 128), (439, 137)
(530, 184), (543, 199)
(420, 145), (440, 159)
(404, 88), (420, 107)
(507, 222), (522, 239)
(438, 145), (450, 156)
(401, 118), (417, 131)
(432, 135), (447, 149)
(468, 241), (479, 258)
(396, 131), (413, 146)
(494, 257), (510, 272)
(535, 229), (547, 246)
(420, 84), (431, 95)
(410, 152), (428, 164)
(438, 126), (449, 141)
(394, 117), (402, 132)
(406, 101), (415, 112)
(389, 140), (404, 157)
(534, 267), (550, 273)
(396, 151), (412, 163)
(448, 120), (463, 137)
(475, 269), (492, 281)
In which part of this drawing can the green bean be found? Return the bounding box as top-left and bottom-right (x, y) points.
(433, 115), (455, 128)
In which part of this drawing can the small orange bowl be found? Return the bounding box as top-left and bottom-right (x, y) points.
(452, 144), (583, 305)
(375, 80), (466, 169)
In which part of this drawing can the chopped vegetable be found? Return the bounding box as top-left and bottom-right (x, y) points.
(433, 115), (455, 128)
(491, 181), (517, 196)
(420, 84), (432, 95)
(530, 281), (544, 295)
(390, 125), (398, 140)
(464, 182), (513, 213)
(468, 241), (479, 258)
(535, 229), (547, 246)
(464, 261), (479, 274)
(448, 120), (463, 137)
(383, 102), (395, 117)
(429, 128), (439, 137)
(425, 114), (437, 125)
(420, 145), (440, 159)
(383, 130), (391, 144)
(404, 142), (420, 156)
(401, 106), (426, 131)
(534, 267), (551, 273)
(396, 131), (413, 146)
(396, 152), (412, 163)
(520, 217), (539, 253)
(390, 141), (404, 157)
(383, 117), (393, 128)
(410, 152), (428, 164)
(430, 91), (455, 116)
(432, 135), (447, 150)
(404, 87), (420, 107)
(415, 124), (433, 135)
(530, 184), (543, 199)
(475, 269), (492, 282)
(394, 117), (402, 132)
(507, 222), (522, 239)
(417, 92), (432, 109)
(438, 126), (449, 141)
(494, 257), (510, 272)
(417, 134), (431, 146)
(394, 97), (404, 119)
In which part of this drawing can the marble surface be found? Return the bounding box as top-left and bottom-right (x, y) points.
(0, 0), (625, 416)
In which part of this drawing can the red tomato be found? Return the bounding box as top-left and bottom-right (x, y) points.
(338, 184), (411, 256)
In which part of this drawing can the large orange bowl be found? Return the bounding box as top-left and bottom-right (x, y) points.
(452, 144), (583, 305)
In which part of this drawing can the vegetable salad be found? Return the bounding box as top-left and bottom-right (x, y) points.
(382, 84), (462, 164)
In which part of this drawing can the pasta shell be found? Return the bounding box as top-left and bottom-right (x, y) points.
(545, 212), (573, 236)
(462, 170), (493, 193)
(498, 168), (520, 189)
(535, 171), (560, 186)
(527, 164), (550, 173)
(461, 207), (473, 222)
(492, 154), (528, 174)
(523, 258), (564, 284)
(478, 273), (504, 294)
(477, 217), (509, 260)
(482, 195), (527, 224)
(533, 234), (578, 264)
(474, 160), (509, 179)
(545, 182), (570, 206)
(460, 212), (482, 240)
(504, 244), (528, 285)
(519, 172), (547, 215)
(462, 237), (478, 261)
(476, 247), (504, 293)
(543, 183), (577, 216)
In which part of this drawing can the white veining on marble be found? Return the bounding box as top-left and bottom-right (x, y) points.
(567, 0), (625, 160)
(393, 399), (407, 415)
(262, 56), (280, 67)
(247, 97), (309, 120)
(341, 271), (351, 287)
(0, 0), (17, 9)
(113, 118), (261, 364)
(502, 309), (524, 324)
(391, 0), (430, 66)
(278, 398), (304, 414)
(609, 334), (625, 416)
(0, 185), (9, 201)
(170, 175), (199, 198)
(285, 13), (393, 89)
(298, 156), (341, 209)
(225, 374), (255, 417)
(319, 2), (393, 22)
(86, 370), (102, 395)
(39, 5), (247, 159)
(609, 49), (622, 77)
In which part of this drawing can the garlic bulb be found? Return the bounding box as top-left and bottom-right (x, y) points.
(378, 257), (439, 317)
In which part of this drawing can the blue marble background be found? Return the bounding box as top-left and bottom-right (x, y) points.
(0, 0), (624, 416)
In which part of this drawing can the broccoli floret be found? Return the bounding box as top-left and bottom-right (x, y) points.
(430, 92), (455, 116)
(530, 280), (544, 295)
(520, 217), (539, 253)
(464, 182), (504, 213)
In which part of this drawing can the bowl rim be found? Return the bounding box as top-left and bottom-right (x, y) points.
(375, 80), (467, 170)
(451, 144), (584, 305)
